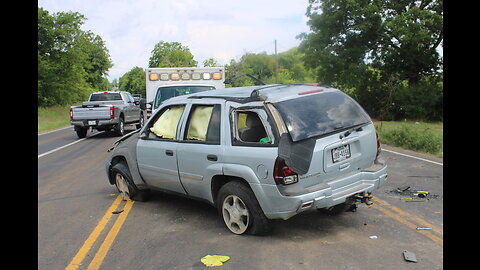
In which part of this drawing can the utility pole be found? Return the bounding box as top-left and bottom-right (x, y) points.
(275, 40), (278, 84)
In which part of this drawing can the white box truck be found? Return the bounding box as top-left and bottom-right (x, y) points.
(145, 67), (225, 118)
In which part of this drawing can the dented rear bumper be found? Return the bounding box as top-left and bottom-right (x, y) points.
(251, 159), (387, 220)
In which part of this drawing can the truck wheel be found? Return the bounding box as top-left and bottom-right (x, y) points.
(76, 127), (88, 138)
(115, 116), (125, 136)
(111, 162), (150, 201)
(217, 181), (272, 235)
(136, 113), (144, 129)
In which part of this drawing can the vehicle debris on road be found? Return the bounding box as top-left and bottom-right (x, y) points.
(201, 255), (230, 267)
(402, 250), (418, 263)
(387, 187), (438, 200)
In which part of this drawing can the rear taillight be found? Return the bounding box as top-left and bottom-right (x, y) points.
(273, 157), (298, 185)
(110, 106), (115, 119)
(146, 109), (152, 119)
(69, 108), (73, 120)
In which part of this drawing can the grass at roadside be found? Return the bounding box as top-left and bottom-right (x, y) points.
(38, 105), (443, 158)
(38, 105), (74, 133)
(374, 121), (443, 158)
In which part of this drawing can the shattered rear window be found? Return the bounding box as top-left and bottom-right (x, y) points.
(273, 91), (370, 142)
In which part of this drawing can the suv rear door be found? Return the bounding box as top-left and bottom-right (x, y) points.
(176, 100), (223, 199)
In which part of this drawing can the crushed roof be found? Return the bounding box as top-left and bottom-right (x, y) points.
(167, 84), (338, 104)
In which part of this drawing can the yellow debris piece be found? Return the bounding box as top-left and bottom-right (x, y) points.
(201, 255), (230, 267)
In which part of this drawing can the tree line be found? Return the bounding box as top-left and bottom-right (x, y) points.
(38, 8), (112, 107)
(38, 0), (443, 121)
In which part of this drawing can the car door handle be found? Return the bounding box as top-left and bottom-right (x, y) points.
(207, 154), (217, 161)
(165, 150), (174, 156)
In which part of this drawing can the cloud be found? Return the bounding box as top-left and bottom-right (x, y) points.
(38, 0), (310, 80)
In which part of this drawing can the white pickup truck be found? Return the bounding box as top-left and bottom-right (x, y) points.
(70, 91), (145, 138)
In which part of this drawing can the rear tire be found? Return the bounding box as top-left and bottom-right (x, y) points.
(115, 116), (125, 136)
(75, 127), (88, 138)
(217, 180), (272, 235)
(136, 113), (144, 129)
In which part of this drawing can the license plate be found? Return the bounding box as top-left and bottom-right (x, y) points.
(332, 144), (351, 163)
(88, 120), (96, 125)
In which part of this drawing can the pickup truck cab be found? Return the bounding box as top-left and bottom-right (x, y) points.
(105, 84), (387, 235)
(70, 91), (144, 138)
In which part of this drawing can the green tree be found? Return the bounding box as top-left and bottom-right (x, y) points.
(225, 48), (315, 86)
(278, 47), (316, 83)
(298, 0), (443, 120)
(38, 7), (112, 106)
(241, 52), (276, 82)
(148, 41), (197, 67)
(80, 32), (113, 90)
(203, 58), (219, 67)
(299, 0), (443, 84)
(110, 78), (119, 89)
(119, 67), (146, 96)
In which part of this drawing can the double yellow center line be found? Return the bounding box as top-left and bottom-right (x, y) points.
(65, 194), (441, 269)
(66, 195), (134, 270)
(371, 197), (443, 245)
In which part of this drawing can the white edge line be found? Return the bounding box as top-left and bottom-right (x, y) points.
(38, 126), (71, 136)
(382, 149), (443, 166)
(38, 138), (87, 158)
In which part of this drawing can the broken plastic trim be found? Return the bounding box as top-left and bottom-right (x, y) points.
(224, 73), (266, 85)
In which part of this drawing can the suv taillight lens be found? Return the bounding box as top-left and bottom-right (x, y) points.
(110, 106), (115, 119)
(69, 108), (73, 120)
(273, 157), (298, 185)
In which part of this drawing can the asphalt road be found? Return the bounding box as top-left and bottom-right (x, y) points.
(38, 126), (443, 270)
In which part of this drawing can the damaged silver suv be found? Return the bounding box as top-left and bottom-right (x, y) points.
(105, 84), (387, 235)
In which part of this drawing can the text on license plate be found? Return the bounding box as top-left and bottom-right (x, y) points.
(88, 120), (96, 125)
(332, 144), (351, 163)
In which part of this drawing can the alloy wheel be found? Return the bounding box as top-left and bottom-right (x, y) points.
(222, 195), (250, 234)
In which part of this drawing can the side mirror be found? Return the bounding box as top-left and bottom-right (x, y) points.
(139, 98), (147, 110)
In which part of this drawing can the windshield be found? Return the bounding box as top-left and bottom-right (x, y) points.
(273, 91), (370, 142)
(154, 85), (215, 109)
(90, 93), (122, 101)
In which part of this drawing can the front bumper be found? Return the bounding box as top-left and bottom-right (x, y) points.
(251, 160), (388, 220)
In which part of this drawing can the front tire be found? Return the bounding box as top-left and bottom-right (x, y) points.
(111, 162), (150, 201)
(217, 181), (272, 235)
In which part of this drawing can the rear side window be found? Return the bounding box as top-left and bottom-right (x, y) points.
(273, 91), (370, 142)
(233, 111), (271, 144)
(184, 104), (221, 144)
(90, 93), (122, 101)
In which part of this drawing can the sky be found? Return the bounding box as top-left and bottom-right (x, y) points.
(38, 0), (311, 82)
